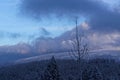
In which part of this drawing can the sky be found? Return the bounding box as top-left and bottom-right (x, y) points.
(0, 0), (76, 45)
(0, 0), (119, 46)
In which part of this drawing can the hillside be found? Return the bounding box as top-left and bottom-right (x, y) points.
(15, 50), (120, 64)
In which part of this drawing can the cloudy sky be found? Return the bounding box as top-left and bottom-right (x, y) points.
(0, 0), (75, 45)
(0, 0), (120, 46)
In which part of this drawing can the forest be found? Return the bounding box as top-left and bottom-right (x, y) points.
(0, 57), (120, 80)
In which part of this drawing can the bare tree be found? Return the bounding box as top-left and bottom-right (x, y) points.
(69, 17), (89, 63)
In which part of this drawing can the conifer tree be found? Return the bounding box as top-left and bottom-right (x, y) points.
(82, 65), (103, 80)
(41, 56), (61, 80)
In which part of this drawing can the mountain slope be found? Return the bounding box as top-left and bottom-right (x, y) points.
(15, 50), (120, 64)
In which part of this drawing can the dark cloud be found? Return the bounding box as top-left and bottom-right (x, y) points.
(20, 0), (120, 32)
(89, 10), (120, 32)
(20, 0), (105, 17)
(40, 28), (51, 36)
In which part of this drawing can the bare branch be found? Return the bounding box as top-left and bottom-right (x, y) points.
(69, 17), (90, 63)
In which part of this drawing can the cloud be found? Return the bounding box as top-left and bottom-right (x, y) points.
(31, 26), (120, 53)
(20, 0), (105, 17)
(89, 10), (120, 32)
(19, 0), (120, 52)
(20, 0), (120, 32)
(40, 28), (51, 36)
(0, 31), (21, 39)
(0, 26), (119, 54)
(81, 22), (90, 30)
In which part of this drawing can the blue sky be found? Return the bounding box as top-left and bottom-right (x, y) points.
(0, 0), (119, 45)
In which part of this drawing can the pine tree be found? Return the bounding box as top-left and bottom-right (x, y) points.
(82, 65), (103, 80)
(41, 56), (61, 80)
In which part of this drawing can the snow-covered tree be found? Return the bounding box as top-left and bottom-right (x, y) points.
(41, 56), (61, 80)
(82, 65), (103, 80)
